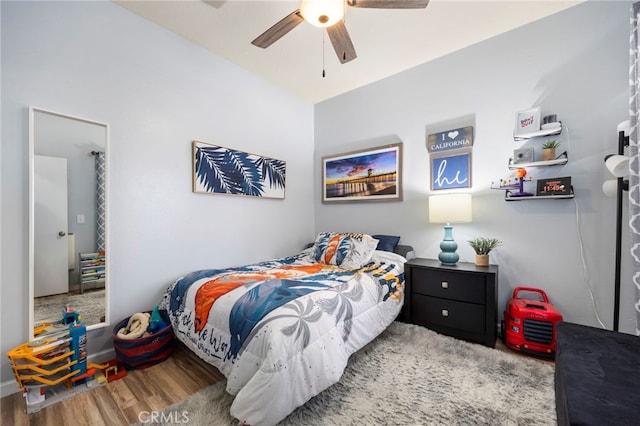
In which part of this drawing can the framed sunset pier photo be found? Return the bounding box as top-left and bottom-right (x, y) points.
(322, 143), (403, 203)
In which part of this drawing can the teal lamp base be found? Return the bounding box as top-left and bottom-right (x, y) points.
(438, 225), (459, 266)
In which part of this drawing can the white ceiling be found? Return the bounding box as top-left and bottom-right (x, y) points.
(115, 0), (583, 103)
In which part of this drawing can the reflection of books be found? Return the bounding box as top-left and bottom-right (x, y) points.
(80, 251), (106, 287)
(82, 267), (104, 273)
(81, 261), (104, 266)
(80, 253), (105, 260)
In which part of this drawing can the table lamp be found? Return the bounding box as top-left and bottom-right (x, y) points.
(428, 193), (472, 266)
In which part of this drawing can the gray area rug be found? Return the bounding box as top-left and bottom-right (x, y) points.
(34, 289), (105, 327)
(151, 321), (556, 425)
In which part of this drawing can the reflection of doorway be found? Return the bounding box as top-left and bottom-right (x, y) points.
(34, 155), (69, 297)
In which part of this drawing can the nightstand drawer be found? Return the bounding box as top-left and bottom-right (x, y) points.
(411, 294), (485, 334)
(411, 268), (485, 304)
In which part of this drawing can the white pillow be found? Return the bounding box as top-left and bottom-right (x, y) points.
(313, 232), (379, 269)
(371, 250), (408, 274)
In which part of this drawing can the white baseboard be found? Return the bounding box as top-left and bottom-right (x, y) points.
(1, 348), (115, 398)
(88, 347), (116, 365)
(1, 379), (20, 398)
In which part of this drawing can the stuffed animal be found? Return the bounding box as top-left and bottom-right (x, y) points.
(116, 312), (150, 340)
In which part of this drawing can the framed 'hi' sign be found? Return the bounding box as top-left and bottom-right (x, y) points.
(431, 152), (472, 190)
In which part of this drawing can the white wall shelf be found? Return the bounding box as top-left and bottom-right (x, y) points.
(504, 186), (575, 201)
(508, 151), (569, 169)
(513, 123), (562, 141)
(500, 119), (572, 201)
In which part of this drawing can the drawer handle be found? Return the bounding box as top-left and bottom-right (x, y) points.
(441, 309), (449, 317)
(441, 281), (448, 289)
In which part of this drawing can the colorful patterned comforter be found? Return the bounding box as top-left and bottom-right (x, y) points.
(159, 248), (406, 425)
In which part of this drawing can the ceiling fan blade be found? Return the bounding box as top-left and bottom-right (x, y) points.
(251, 10), (304, 49)
(327, 21), (357, 64)
(347, 0), (429, 8)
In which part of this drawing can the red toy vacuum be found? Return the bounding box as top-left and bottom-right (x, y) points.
(502, 287), (563, 359)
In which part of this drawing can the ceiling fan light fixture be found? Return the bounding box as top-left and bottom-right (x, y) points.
(300, 0), (345, 28)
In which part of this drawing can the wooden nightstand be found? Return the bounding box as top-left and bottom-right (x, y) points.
(403, 258), (498, 348)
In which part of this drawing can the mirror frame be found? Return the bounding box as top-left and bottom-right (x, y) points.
(28, 106), (110, 339)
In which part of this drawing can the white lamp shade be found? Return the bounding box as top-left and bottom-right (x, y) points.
(605, 155), (630, 178)
(429, 193), (472, 224)
(617, 120), (631, 136)
(602, 179), (618, 197)
(300, 0), (344, 27)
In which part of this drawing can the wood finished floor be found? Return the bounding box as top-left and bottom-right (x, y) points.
(1, 343), (224, 426)
(1, 334), (551, 425)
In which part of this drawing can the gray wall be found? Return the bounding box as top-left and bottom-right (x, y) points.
(1, 1), (315, 394)
(314, 1), (633, 333)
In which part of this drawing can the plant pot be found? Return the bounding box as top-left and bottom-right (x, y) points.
(542, 148), (556, 161)
(475, 254), (489, 267)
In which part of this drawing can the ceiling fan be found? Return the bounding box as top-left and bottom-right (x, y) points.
(251, 0), (429, 64)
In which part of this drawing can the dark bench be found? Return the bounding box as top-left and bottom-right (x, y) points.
(555, 321), (640, 425)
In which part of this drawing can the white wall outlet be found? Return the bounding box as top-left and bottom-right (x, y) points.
(77, 214), (85, 224)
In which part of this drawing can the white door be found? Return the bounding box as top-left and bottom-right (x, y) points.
(34, 155), (69, 297)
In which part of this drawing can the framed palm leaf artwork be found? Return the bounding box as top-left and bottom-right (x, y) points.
(192, 141), (286, 199)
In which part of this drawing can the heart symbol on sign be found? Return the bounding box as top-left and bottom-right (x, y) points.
(448, 131), (459, 139)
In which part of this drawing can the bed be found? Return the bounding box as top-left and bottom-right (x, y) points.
(159, 232), (411, 425)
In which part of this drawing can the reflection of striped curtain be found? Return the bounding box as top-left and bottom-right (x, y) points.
(629, 2), (640, 334)
(95, 152), (106, 251)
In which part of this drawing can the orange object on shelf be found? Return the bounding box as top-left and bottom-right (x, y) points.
(515, 168), (527, 178)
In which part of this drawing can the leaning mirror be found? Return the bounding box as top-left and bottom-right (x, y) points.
(29, 107), (109, 339)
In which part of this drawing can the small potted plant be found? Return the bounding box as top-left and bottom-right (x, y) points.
(468, 237), (502, 266)
(542, 139), (560, 161)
